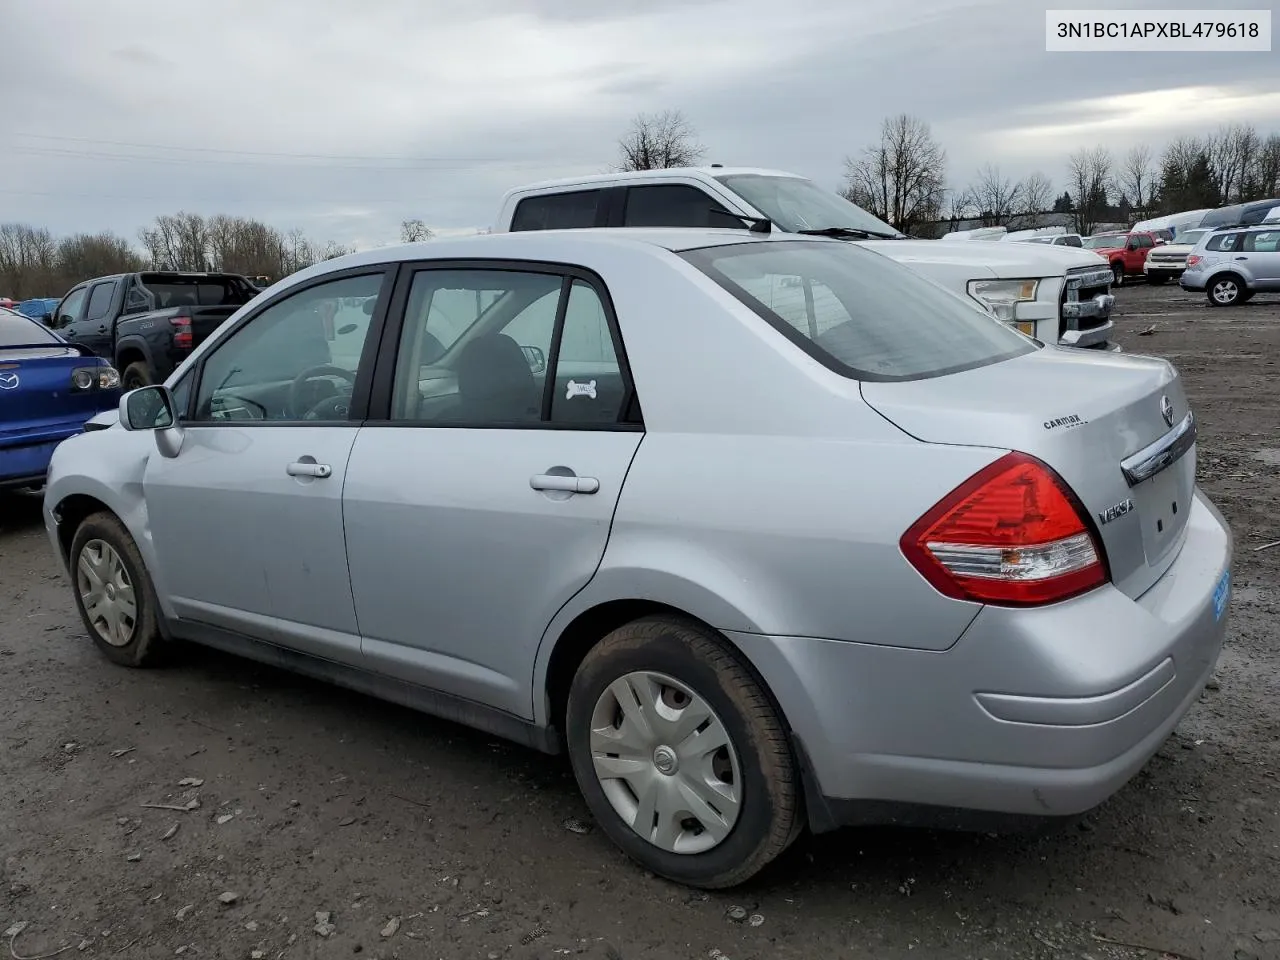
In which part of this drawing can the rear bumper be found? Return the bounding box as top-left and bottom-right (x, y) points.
(1179, 276), (1207, 291)
(0, 423), (85, 486)
(729, 489), (1232, 830)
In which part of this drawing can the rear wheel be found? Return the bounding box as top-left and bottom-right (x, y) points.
(565, 616), (800, 889)
(121, 361), (151, 391)
(1111, 262), (1125, 287)
(70, 512), (166, 667)
(1207, 274), (1244, 307)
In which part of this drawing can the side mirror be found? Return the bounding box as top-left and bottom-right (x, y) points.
(119, 385), (184, 458)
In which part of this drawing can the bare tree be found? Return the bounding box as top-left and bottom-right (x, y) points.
(1066, 147), (1113, 235)
(400, 218), (432, 243)
(842, 114), (947, 235)
(1018, 172), (1054, 225)
(1256, 134), (1280, 199)
(0, 223), (58, 298)
(617, 110), (705, 171)
(963, 164), (1024, 227)
(1119, 144), (1155, 214)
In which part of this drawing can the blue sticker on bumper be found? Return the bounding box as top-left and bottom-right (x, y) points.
(1213, 569), (1231, 621)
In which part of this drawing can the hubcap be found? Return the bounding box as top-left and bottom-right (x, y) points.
(588, 671), (741, 855)
(77, 539), (137, 647)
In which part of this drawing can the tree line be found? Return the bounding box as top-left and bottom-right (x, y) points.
(6, 111), (1277, 299)
(0, 214), (359, 301)
(618, 110), (1280, 237)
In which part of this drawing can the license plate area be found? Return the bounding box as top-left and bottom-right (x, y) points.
(1134, 456), (1194, 565)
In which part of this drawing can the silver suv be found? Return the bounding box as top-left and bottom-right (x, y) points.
(1180, 224), (1280, 306)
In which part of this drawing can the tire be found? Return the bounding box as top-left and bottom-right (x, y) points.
(69, 511), (166, 667)
(121, 361), (152, 391)
(1206, 274), (1244, 307)
(1146, 274), (1167, 285)
(565, 615), (800, 889)
(1111, 262), (1125, 287)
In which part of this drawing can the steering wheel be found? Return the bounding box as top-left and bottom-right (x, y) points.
(289, 365), (356, 420)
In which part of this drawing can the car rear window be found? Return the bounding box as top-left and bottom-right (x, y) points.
(682, 240), (1033, 382)
(139, 275), (256, 308)
(0, 310), (59, 346)
(1205, 232), (1242, 252)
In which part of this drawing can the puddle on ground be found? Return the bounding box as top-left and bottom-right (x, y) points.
(1252, 449), (1280, 467)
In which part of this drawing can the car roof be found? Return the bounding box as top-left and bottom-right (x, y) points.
(505, 167), (804, 193)
(275, 228), (837, 297)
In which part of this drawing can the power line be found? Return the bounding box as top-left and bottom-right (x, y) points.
(0, 187), (466, 203)
(8, 131), (551, 164)
(4, 144), (560, 171)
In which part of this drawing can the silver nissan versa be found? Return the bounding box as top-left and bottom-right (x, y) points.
(43, 229), (1232, 888)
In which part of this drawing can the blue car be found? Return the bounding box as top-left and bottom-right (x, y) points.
(1, 308), (122, 490)
(16, 297), (60, 322)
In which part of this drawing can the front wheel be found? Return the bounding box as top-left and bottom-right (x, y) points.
(1111, 263), (1125, 287)
(69, 512), (166, 667)
(566, 616), (800, 889)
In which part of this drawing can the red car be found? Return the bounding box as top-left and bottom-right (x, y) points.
(1081, 231), (1162, 286)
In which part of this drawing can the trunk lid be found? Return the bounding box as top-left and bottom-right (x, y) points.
(861, 347), (1194, 600)
(0, 347), (109, 438)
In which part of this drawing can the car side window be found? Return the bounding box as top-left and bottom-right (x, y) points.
(389, 269), (636, 428)
(1206, 233), (1240, 252)
(56, 287), (87, 328)
(85, 281), (116, 322)
(510, 191), (603, 231)
(1136, 235), (1154, 249)
(123, 280), (151, 315)
(550, 281), (625, 425)
(391, 269), (561, 423)
(192, 272), (383, 423)
(1244, 231), (1280, 253)
(623, 185), (733, 227)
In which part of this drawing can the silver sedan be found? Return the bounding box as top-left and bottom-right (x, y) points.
(43, 229), (1232, 888)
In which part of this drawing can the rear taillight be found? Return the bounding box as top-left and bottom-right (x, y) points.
(1186, 255), (1201, 267)
(171, 315), (193, 348)
(900, 452), (1107, 607)
(70, 365), (121, 391)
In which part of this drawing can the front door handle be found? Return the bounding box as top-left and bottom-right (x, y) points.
(530, 474), (599, 494)
(287, 461), (332, 479)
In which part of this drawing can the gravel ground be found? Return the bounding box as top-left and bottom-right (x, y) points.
(2, 283), (1278, 960)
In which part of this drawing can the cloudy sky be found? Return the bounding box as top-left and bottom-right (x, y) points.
(2, 0), (1276, 249)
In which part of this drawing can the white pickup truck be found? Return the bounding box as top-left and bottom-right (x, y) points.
(493, 167), (1116, 349)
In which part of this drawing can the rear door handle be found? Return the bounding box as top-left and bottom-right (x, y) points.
(1234, 256), (1248, 260)
(530, 474), (599, 494)
(287, 461), (332, 478)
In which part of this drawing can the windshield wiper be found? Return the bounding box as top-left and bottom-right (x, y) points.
(797, 226), (904, 240)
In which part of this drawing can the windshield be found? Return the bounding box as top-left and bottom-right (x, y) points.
(715, 175), (904, 237)
(1082, 235), (1124, 249)
(681, 240), (1032, 382)
(1176, 229), (1208, 246)
(0, 310), (60, 347)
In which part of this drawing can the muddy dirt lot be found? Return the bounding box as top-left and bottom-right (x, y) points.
(2, 283), (1278, 960)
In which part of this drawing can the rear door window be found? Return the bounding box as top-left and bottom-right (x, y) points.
(622, 185), (733, 228)
(682, 240), (1032, 382)
(85, 281), (116, 322)
(510, 191), (604, 231)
